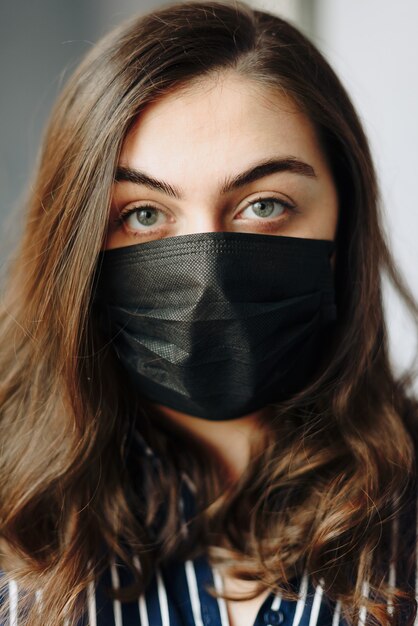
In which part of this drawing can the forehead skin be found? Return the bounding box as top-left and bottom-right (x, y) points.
(107, 70), (339, 247)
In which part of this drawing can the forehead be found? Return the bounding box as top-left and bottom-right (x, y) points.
(119, 71), (326, 179)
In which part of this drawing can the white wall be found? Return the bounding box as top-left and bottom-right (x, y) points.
(249, 0), (313, 36)
(313, 0), (418, 386)
(250, 0), (302, 22)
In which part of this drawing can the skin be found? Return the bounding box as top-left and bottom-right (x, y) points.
(104, 70), (339, 626)
(105, 70), (338, 461)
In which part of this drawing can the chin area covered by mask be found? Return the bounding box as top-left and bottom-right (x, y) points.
(95, 231), (337, 421)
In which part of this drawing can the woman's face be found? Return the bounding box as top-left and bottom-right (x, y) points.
(105, 71), (339, 255)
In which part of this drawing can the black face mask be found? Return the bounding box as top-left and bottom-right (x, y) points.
(95, 231), (337, 420)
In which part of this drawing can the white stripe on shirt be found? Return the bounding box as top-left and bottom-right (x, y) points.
(34, 589), (43, 614)
(185, 560), (205, 626)
(332, 599), (342, 626)
(87, 578), (97, 626)
(138, 593), (150, 626)
(8, 579), (18, 626)
(133, 555), (150, 626)
(178, 492), (189, 540)
(212, 567), (231, 626)
(309, 579), (324, 626)
(156, 568), (170, 626)
(387, 510), (399, 617)
(110, 558), (123, 626)
(271, 592), (282, 611)
(358, 580), (369, 626)
(292, 572), (309, 626)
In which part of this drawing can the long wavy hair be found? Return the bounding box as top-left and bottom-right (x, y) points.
(1, 1), (418, 624)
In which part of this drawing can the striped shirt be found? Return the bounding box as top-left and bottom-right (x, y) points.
(2, 429), (417, 626)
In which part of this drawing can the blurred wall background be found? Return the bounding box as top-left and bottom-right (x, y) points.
(1, 0), (417, 383)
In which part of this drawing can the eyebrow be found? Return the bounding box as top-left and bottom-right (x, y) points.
(114, 157), (316, 199)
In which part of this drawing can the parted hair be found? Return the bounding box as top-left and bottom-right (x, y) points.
(1, 1), (418, 624)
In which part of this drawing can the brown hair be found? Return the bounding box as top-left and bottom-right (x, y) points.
(1, 1), (418, 624)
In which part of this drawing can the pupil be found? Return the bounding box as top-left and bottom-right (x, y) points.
(253, 200), (274, 217)
(137, 208), (158, 226)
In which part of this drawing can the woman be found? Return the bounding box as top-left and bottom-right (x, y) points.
(0, 1), (417, 625)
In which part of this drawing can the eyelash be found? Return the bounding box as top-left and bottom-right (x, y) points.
(114, 196), (299, 235)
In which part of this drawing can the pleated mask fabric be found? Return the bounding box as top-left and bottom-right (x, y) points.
(95, 231), (337, 420)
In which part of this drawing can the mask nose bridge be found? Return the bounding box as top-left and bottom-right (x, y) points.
(189, 248), (228, 315)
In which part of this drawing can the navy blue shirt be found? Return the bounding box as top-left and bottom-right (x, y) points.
(2, 429), (417, 626)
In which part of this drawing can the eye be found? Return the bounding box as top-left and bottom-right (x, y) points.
(238, 196), (295, 221)
(115, 204), (168, 232)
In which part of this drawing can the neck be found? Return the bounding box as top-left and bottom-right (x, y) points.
(145, 402), (270, 483)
